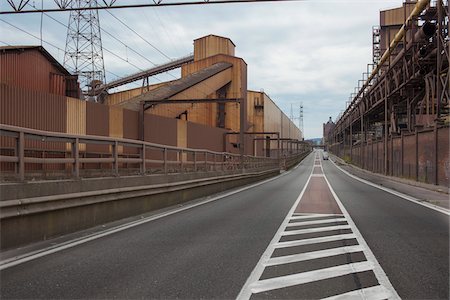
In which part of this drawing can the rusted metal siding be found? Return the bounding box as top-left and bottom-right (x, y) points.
(0, 49), (66, 96)
(193, 35), (235, 61)
(123, 109), (139, 140)
(144, 113), (177, 146)
(86, 101), (109, 154)
(0, 83), (67, 172)
(66, 97), (86, 152)
(0, 83), (66, 132)
(187, 121), (226, 152)
(437, 127), (449, 186)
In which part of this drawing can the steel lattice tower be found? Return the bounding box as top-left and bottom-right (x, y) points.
(64, 0), (106, 97)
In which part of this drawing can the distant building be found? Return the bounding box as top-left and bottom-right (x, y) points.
(0, 45), (79, 98)
(323, 116), (335, 145)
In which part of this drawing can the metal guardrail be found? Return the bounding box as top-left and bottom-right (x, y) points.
(0, 124), (305, 181)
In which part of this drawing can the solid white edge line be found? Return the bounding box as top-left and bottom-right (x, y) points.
(0, 154), (312, 270)
(281, 225), (351, 236)
(322, 285), (391, 300)
(285, 217), (347, 227)
(322, 169), (400, 300)
(330, 158), (450, 216)
(274, 233), (357, 249)
(265, 245), (365, 267)
(236, 152), (316, 300)
(249, 261), (375, 294)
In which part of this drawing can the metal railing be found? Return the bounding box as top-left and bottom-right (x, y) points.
(0, 124), (287, 181)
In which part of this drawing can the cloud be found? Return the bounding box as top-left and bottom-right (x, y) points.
(1, 0), (401, 138)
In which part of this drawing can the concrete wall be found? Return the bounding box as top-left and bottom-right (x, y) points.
(0, 169), (280, 250)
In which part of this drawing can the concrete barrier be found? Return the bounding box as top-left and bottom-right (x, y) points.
(0, 169), (280, 250)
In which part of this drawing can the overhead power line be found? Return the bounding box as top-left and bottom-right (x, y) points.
(2, 0), (304, 14)
(0, 18), (139, 87)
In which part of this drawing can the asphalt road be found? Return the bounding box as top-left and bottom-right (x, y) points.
(0, 154), (313, 299)
(1, 152), (448, 299)
(323, 160), (449, 299)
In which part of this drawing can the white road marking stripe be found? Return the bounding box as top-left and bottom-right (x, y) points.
(274, 233), (357, 249)
(265, 245), (365, 267)
(329, 158), (450, 216)
(286, 218), (347, 227)
(0, 154), (312, 271)
(323, 170), (401, 299)
(322, 285), (392, 300)
(290, 214), (342, 220)
(236, 153), (317, 300)
(282, 225), (351, 236)
(249, 261), (375, 294)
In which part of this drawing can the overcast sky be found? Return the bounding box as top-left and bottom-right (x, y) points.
(1, 0), (402, 138)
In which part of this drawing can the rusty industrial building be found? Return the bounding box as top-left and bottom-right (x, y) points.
(326, 1), (449, 187)
(0, 34), (304, 180)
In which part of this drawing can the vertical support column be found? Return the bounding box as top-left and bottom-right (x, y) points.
(277, 134), (280, 160)
(415, 128), (419, 181)
(72, 138), (80, 179)
(140, 144), (146, 175)
(138, 103), (145, 141)
(163, 148), (167, 174)
(350, 123), (353, 162)
(180, 150), (184, 173)
(436, 0), (442, 120)
(401, 131), (404, 178)
(265, 136), (270, 158)
(360, 113), (364, 168)
(194, 151), (197, 172)
(384, 83), (388, 175)
(239, 99), (245, 169)
(113, 141), (119, 176)
(434, 124), (438, 185)
(18, 131), (25, 181)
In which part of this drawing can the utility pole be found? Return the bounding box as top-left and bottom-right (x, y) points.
(63, 0), (106, 99)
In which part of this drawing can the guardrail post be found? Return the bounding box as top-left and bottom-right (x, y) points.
(141, 144), (146, 175)
(180, 150), (184, 173)
(163, 148), (167, 174)
(113, 141), (119, 176)
(193, 151), (197, 172)
(204, 151), (208, 171)
(18, 131), (25, 181)
(213, 153), (217, 171)
(72, 138), (80, 179)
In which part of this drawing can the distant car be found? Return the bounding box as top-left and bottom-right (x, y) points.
(322, 152), (329, 160)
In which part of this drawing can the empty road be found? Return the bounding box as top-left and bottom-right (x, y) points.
(1, 151), (448, 299)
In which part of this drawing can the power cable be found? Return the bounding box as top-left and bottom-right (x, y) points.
(105, 10), (172, 60)
(0, 19), (141, 88)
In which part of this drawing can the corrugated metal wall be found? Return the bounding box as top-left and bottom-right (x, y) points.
(193, 35), (235, 61)
(0, 83), (66, 133)
(1, 49), (66, 96)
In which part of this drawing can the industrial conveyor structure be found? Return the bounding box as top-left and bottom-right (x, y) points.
(328, 0), (449, 186)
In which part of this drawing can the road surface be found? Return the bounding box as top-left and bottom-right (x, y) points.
(1, 151), (448, 299)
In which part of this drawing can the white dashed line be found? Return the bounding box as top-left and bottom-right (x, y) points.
(281, 225), (351, 236)
(274, 233), (357, 249)
(322, 285), (392, 300)
(249, 261), (375, 294)
(265, 245), (365, 267)
(285, 217), (347, 227)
